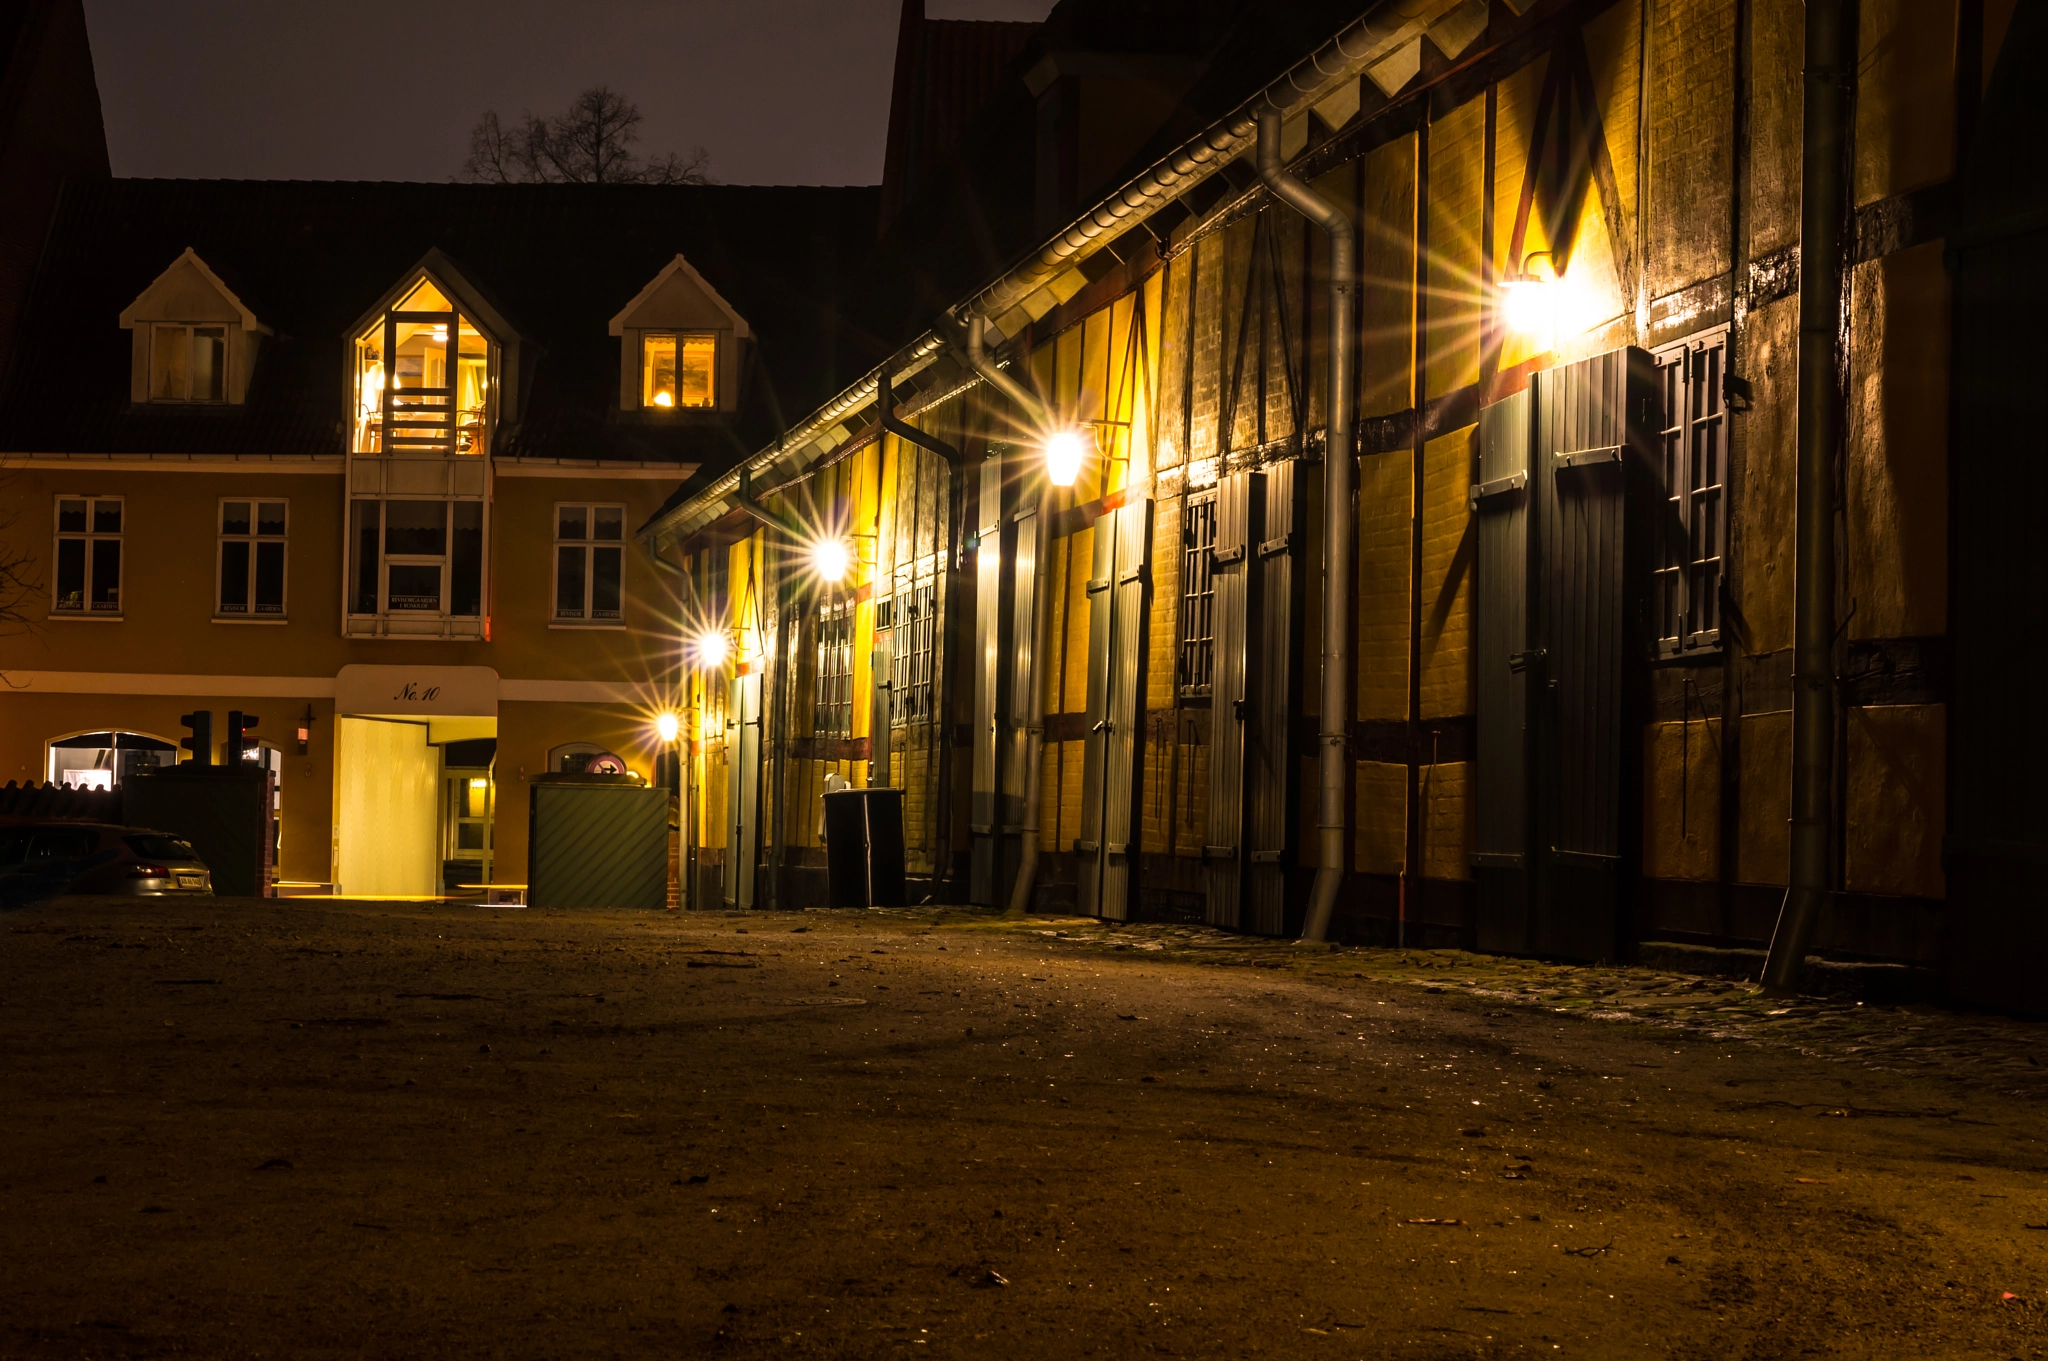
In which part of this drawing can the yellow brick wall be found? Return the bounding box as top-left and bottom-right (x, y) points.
(1644, 718), (1722, 881)
(1419, 759), (1471, 882)
(1853, 0), (1956, 207)
(1846, 242), (1949, 640)
(1418, 424), (1474, 721)
(1358, 134), (1417, 420)
(1738, 295), (1798, 655)
(1355, 760), (1407, 874)
(1737, 710), (1789, 886)
(1845, 704), (1945, 899)
(1424, 92), (1485, 401)
(1748, 0), (1804, 257)
(1646, 0), (1735, 295)
(1357, 449), (1412, 722)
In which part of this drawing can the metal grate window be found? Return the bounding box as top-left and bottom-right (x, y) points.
(813, 599), (854, 736)
(891, 581), (938, 725)
(1652, 329), (1728, 655)
(1177, 492), (1218, 696)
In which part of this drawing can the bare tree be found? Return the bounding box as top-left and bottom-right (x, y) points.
(464, 86), (711, 185)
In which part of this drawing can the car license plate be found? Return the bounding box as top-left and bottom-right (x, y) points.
(177, 874), (203, 889)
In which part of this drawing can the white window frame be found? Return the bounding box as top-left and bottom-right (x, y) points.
(215, 497), (289, 623)
(551, 502), (627, 628)
(148, 323), (228, 404)
(346, 497), (486, 629)
(638, 330), (718, 411)
(51, 495), (123, 618)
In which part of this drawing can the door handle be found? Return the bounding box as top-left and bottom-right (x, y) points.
(1091, 720), (1110, 733)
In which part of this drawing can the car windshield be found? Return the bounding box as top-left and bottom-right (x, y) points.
(123, 835), (198, 862)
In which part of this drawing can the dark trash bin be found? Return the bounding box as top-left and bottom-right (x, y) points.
(822, 787), (906, 908)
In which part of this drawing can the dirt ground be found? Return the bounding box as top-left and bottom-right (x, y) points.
(1, 897), (2042, 1360)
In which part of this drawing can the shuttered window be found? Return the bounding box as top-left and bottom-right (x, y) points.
(1652, 328), (1728, 655)
(1177, 492), (1217, 697)
(813, 600), (854, 736)
(891, 581), (937, 725)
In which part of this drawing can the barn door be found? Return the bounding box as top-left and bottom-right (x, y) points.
(1202, 471), (1262, 929)
(1244, 460), (1306, 936)
(1530, 349), (1654, 961)
(968, 458), (1005, 903)
(1077, 497), (1152, 920)
(724, 671), (762, 908)
(1472, 388), (1537, 953)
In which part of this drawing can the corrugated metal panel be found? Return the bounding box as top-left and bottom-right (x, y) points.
(1077, 511), (1116, 920)
(1100, 499), (1153, 921)
(1530, 348), (1655, 961)
(530, 783), (669, 910)
(1202, 470), (1260, 929)
(1472, 388), (1535, 953)
(1245, 460), (1305, 936)
(725, 672), (761, 908)
(1003, 504), (1038, 891)
(969, 454), (1007, 905)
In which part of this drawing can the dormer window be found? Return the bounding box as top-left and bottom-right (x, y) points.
(352, 276), (493, 456)
(611, 254), (751, 415)
(150, 324), (227, 403)
(120, 248), (269, 407)
(641, 332), (716, 409)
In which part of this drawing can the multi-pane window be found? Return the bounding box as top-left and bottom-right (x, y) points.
(348, 498), (483, 617)
(1652, 328), (1728, 655)
(53, 496), (122, 615)
(1177, 492), (1218, 696)
(218, 500), (286, 618)
(813, 600), (854, 736)
(150, 324), (226, 403)
(554, 504), (624, 623)
(641, 333), (716, 409)
(890, 581), (938, 725)
(352, 277), (491, 456)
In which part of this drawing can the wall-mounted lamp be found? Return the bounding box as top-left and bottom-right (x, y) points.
(810, 538), (851, 583)
(654, 712), (681, 743)
(1501, 251), (1558, 341)
(1044, 429), (1091, 488)
(693, 632), (729, 668)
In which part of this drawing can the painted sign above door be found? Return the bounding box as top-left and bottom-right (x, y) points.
(334, 664), (499, 717)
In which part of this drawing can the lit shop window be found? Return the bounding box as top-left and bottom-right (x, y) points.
(150, 324), (226, 403)
(53, 496), (122, 615)
(218, 500), (286, 618)
(554, 503), (624, 623)
(353, 277), (492, 455)
(641, 333), (715, 409)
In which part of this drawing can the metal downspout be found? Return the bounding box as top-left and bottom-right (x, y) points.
(959, 315), (1054, 919)
(1762, 0), (1850, 995)
(1256, 109), (1355, 944)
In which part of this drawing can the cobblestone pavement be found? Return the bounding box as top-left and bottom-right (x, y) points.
(941, 911), (2048, 1105)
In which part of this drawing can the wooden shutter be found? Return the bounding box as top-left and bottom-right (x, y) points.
(1472, 387), (1537, 953)
(1077, 497), (1152, 921)
(1245, 460), (1306, 936)
(1202, 470), (1262, 928)
(968, 455), (1009, 904)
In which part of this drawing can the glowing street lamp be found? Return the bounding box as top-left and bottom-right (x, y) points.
(694, 631), (729, 668)
(811, 537), (851, 583)
(654, 711), (680, 744)
(1044, 429), (1090, 488)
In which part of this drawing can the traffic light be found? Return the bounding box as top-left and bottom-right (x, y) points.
(226, 710), (260, 765)
(179, 710), (213, 766)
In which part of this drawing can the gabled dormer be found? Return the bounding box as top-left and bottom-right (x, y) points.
(346, 249), (522, 460)
(119, 248), (270, 405)
(609, 255), (750, 416)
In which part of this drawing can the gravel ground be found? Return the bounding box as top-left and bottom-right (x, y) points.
(1, 896), (2042, 1360)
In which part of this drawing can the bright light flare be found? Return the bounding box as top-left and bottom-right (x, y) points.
(652, 390), (673, 407)
(1045, 429), (1089, 487)
(1500, 276), (1555, 340)
(654, 712), (681, 743)
(694, 632), (729, 667)
(811, 538), (851, 582)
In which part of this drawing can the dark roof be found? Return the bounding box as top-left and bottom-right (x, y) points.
(878, 3), (1040, 232)
(840, 0), (1388, 356)
(0, 177), (880, 462)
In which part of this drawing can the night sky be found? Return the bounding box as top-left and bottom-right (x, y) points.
(83, 1), (1055, 186)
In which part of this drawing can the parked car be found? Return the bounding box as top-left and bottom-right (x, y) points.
(0, 823), (212, 906)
